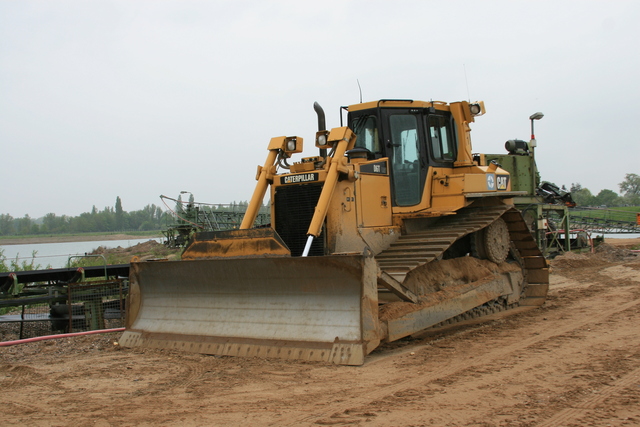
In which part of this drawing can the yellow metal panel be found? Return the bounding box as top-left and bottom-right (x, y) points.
(389, 166), (435, 215)
(357, 226), (401, 255)
(431, 173), (465, 195)
(464, 174), (494, 193)
(347, 100), (452, 112)
(290, 162), (315, 173)
(325, 181), (362, 254)
(326, 170), (398, 255)
(267, 136), (286, 150)
(430, 194), (466, 211)
(357, 172), (392, 227)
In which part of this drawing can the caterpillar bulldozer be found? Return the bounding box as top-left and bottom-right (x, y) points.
(120, 99), (549, 365)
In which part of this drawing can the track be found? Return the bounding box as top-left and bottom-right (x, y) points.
(375, 201), (549, 331)
(376, 203), (513, 283)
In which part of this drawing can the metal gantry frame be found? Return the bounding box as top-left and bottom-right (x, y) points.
(514, 197), (585, 258)
(540, 204), (572, 256)
(160, 194), (271, 247)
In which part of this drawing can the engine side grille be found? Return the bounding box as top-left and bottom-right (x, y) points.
(274, 183), (325, 257)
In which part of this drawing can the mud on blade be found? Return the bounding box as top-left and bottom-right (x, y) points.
(120, 255), (380, 365)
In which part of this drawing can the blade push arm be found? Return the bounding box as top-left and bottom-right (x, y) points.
(240, 136), (302, 229)
(302, 127), (356, 256)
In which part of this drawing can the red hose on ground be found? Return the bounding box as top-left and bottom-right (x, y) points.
(0, 327), (125, 347)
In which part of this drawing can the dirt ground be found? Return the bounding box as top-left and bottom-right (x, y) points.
(1, 240), (639, 426)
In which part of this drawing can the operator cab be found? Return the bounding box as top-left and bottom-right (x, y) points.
(346, 100), (458, 207)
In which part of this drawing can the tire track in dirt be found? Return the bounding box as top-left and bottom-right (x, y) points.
(535, 366), (640, 427)
(0, 364), (38, 388)
(292, 292), (640, 425)
(0, 364), (66, 393)
(1, 365), (65, 425)
(151, 357), (207, 392)
(2, 399), (44, 417)
(1, 254), (637, 426)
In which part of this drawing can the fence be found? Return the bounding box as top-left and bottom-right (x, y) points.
(569, 208), (640, 233)
(0, 279), (127, 341)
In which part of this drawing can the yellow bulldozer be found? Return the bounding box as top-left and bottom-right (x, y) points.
(120, 99), (548, 365)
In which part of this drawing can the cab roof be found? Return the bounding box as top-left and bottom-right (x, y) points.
(347, 99), (453, 113)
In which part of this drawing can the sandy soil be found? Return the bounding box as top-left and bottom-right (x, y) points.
(606, 237), (640, 249)
(1, 246), (639, 426)
(0, 234), (161, 246)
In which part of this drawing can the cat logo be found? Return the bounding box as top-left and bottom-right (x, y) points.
(486, 174), (495, 191)
(496, 175), (510, 191)
(280, 173), (319, 185)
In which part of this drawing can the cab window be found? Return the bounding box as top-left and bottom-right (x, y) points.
(351, 115), (381, 155)
(389, 114), (422, 206)
(428, 115), (455, 163)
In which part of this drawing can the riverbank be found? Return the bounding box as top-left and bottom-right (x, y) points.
(0, 233), (162, 246)
(604, 236), (640, 248)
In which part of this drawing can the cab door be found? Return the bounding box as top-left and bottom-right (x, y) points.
(350, 108), (429, 209)
(382, 110), (427, 207)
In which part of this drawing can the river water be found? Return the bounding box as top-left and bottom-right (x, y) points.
(0, 238), (162, 269)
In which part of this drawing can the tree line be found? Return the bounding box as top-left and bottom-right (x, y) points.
(1, 174), (638, 237)
(569, 173), (640, 208)
(0, 197), (166, 237)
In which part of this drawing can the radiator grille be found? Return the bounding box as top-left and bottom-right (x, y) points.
(274, 184), (325, 257)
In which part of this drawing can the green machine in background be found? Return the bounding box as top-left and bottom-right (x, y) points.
(478, 113), (585, 258)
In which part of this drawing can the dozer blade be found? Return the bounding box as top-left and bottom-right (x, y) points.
(120, 255), (380, 365)
(181, 228), (290, 259)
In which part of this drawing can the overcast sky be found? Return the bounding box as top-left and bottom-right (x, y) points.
(1, 1), (639, 218)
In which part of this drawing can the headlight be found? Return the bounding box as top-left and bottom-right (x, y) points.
(469, 101), (485, 117)
(315, 130), (330, 149)
(282, 136), (303, 154)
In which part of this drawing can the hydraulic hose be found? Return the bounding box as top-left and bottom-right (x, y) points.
(0, 327), (125, 347)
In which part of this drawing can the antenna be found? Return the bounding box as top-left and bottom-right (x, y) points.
(357, 79), (363, 103)
(463, 64), (471, 101)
